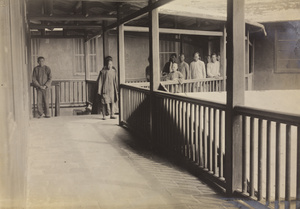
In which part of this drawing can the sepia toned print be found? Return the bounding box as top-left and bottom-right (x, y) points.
(1, 0), (300, 208)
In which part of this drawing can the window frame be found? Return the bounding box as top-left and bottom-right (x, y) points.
(274, 28), (300, 74)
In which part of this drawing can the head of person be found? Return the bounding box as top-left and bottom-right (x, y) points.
(37, 57), (45, 67)
(206, 55), (211, 63)
(211, 53), (217, 63)
(217, 53), (221, 61)
(170, 53), (177, 63)
(193, 52), (200, 61)
(171, 63), (178, 72)
(179, 53), (185, 62)
(105, 56), (113, 68)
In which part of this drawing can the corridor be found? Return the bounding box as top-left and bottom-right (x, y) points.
(27, 115), (251, 209)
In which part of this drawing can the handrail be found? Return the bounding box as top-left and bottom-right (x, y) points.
(120, 83), (151, 94)
(161, 77), (224, 85)
(235, 105), (300, 126)
(154, 90), (227, 110)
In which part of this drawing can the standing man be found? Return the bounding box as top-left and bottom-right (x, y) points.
(97, 56), (118, 120)
(178, 53), (190, 79)
(32, 56), (52, 118)
(162, 53), (177, 76)
(207, 53), (221, 78)
(190, 52), (206, 79)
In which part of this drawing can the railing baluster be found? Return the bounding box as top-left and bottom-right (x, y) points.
(199, 105), (203, 167)
(209, 108), (212, 172)
(50, 87), (53, 116)
(214, 108), (217, 175)
(297, 125), (300, 209)
(190, 103), (194, 160)
(77, 81), (79, 103)
(242, 115), (247, 193)
(266, 120), (271, 204)
(186, 103), (190, 159)
(250, 117), (255, 197)
(73, 81), (75, 103)
(258, 119), (263, 201)
(181, 101), (184, 156)
(219, 110), (223, 178)
(203, 106), (207, 169)
(275, 122), (281, 202)
(285, 124), (291, 202)
(195, 105), (199, 164)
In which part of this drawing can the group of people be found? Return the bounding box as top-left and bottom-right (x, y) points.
(146, 52), (221, 83)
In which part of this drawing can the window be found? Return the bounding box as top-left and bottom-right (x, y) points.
(275, 26), (300, 73)
(159, 40), (179, 72)
(88, 38), (97, 74)
(73, 39), (85, 74)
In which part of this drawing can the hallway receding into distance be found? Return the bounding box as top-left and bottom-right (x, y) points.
(27, 115), (250, 209)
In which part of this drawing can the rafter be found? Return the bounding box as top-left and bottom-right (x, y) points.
(28, 14), (116, 22)
(29, 23), (102, 29)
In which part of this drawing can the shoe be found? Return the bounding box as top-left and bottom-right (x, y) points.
(102, 117), (106, 120)
(110, 116), (117, 119)
(37, 114), (44, 119)
(45, 115), (51, 118)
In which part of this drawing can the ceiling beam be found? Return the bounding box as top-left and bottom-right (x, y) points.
(31, 35), (85, 39)
(63, 0), (147, 2)
(29, 23), (102, 29)
(28, 14), (116, 22)
(105, 0), (174, 31)
(87, 0), (173, 41)
(123, 26), (224, 36)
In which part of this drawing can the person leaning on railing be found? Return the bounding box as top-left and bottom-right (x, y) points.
(207, 53), (221, 79)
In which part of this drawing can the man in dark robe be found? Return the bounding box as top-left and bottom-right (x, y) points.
(97, 56), (118, 120)
(162, 53), (177, 76)
(32, 56), (52, 118)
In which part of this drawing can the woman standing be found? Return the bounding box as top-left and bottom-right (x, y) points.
(97, 56), (118, 120)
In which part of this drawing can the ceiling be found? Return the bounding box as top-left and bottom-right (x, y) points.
(27, 0), (300, 39)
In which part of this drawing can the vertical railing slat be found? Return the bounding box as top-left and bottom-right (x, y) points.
(242, 115), (247, 193)
(250, 117), (255, 197)
(213, 108), (218, 175)
(258, 119), (263, 201)
(199, 105), (203, 167)
(275, 122), (281, 202)
(266, 120), (271, 204)
(219, 110), (223, 178)
(297, 125), (300, 209)
(285, 124), (291, 202)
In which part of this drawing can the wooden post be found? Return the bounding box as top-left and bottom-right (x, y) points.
(117, 21), (126, 124)
(102, 20), (110, 64)
(225, 0), (245, 194)
(149, 0), (160, 145)
(220, 25), (226, 91)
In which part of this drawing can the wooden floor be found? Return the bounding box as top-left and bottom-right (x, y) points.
(27, 115), (257, 209)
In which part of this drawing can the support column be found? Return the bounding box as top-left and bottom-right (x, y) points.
(225, 0), (245, 194)
(220, 25), (226, 90)
(117, 23), (125, 124)
(102, 20), (110, 64)
(149, 1), (160, 145)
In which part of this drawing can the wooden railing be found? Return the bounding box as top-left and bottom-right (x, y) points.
(31, 82), (60, 117)
(120, 84), (151, 137)
(235, 106), (300, 207)
(120, 83), (227, 187)
(55, 79), (86, 107)
(153, 90), (227, 187)
(125, 78), (148, 83)
(161, 78), (225, 93)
